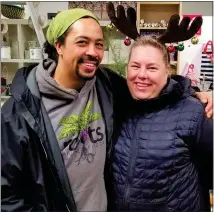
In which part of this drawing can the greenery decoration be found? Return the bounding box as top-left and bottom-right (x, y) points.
(103, 27), (127, 78)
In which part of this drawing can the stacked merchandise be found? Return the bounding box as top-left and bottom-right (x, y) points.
(200, 43), (213, 90)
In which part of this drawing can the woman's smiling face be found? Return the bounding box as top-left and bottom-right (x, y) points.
(127, 45), (169, 100)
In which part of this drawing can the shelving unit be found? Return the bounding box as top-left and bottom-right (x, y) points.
(2, 18), (111, 27)
(2, 59), (41, 63)
(1, 2), (46, 105)
(1, 20), (43, 66)
(136, 1), (182, 74)
(139, 27), (167, 30)
(137, 2), (181, 25)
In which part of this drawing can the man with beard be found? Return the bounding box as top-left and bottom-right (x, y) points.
(1, 8), (213, 212)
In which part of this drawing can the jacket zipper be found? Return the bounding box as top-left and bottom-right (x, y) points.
(123, 118), (140, 209)
(39, 138), (74, 211)
(66, 204), (71, 212)
(38, 135), (76, 212)
(18, 78), (76, 212)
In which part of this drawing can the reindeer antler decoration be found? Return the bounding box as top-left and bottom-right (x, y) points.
(106, 2), (203, 44)
(159, 14), (203, 43)
(107, 1), (139, 40)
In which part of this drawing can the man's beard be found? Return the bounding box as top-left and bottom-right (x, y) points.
(75, 67), (96, 81)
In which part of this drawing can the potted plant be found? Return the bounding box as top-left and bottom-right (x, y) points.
(104, 27), (127, 78)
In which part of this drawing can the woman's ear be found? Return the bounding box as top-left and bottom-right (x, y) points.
(55, 41), (63, 55)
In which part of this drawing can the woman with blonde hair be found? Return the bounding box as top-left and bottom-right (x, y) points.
(107, 3), (213, 211)
(113, 35), (213, 211)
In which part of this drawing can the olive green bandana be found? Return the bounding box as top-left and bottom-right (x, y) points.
(46, 8), (99, 46)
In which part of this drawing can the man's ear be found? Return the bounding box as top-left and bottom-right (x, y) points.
(55, 41), (63, 55)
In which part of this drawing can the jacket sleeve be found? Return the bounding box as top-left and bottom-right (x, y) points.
(171, 74), (200, 93)
(195, 110), (213, 153)
(104, 68), (134, 122)
(1, 113), (47, 212)
(193, 110), (213, 210)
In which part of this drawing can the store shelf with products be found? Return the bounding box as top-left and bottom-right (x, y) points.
(137, 1), (181, 27)
(1, 2), (45, 106)
(2, 18), (111, 27)
(2, 59), (41, 63)
(139, 27), (167, 30)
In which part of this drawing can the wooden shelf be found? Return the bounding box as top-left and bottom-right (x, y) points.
(170, 61), (177, 65)
(2, 1), (26, 5)
(137, 2), (181, 23)
(137, 1), (181, 74)
(139, 27), (167, 30)
(1, 19), (29, 25)
(2, 19), (110, 27)
(139, 2), (180, 5)
(1, 59), (41, 63)
(1, 96), (10, 99)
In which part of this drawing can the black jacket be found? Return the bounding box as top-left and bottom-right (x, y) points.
(1, 63), (132, 212)
(111, 78), (213, 212)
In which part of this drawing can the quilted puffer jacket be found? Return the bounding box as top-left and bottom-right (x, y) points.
(112, 77), (213, 212)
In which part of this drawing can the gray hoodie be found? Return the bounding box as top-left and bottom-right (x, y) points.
(36, 59), (107, 211)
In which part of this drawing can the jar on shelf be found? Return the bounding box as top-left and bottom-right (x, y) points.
(1, 41), (11, 59)
(29, 47), (42, 60)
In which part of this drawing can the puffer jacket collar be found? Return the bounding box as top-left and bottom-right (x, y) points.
(161, 75), (195, 99)
(10, 64), (41, 117)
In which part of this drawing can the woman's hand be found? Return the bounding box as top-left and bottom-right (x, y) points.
(195, 91), (213, 118)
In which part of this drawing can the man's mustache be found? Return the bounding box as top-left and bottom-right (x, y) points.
(78, 56), (99, 66)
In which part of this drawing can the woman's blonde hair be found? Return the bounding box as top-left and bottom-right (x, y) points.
(128, 36), (170, 67)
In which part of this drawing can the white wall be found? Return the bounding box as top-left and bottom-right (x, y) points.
(24, 2), (68, 19)
(178, 2), (213, 76)
(181, 16), (213, 44)
(182, 2), (213, 16)
(37, 2), (68, 18)
(182, 1), (213, 41)
(178, 16), (213, 76)
(198, 16), (213, 42)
